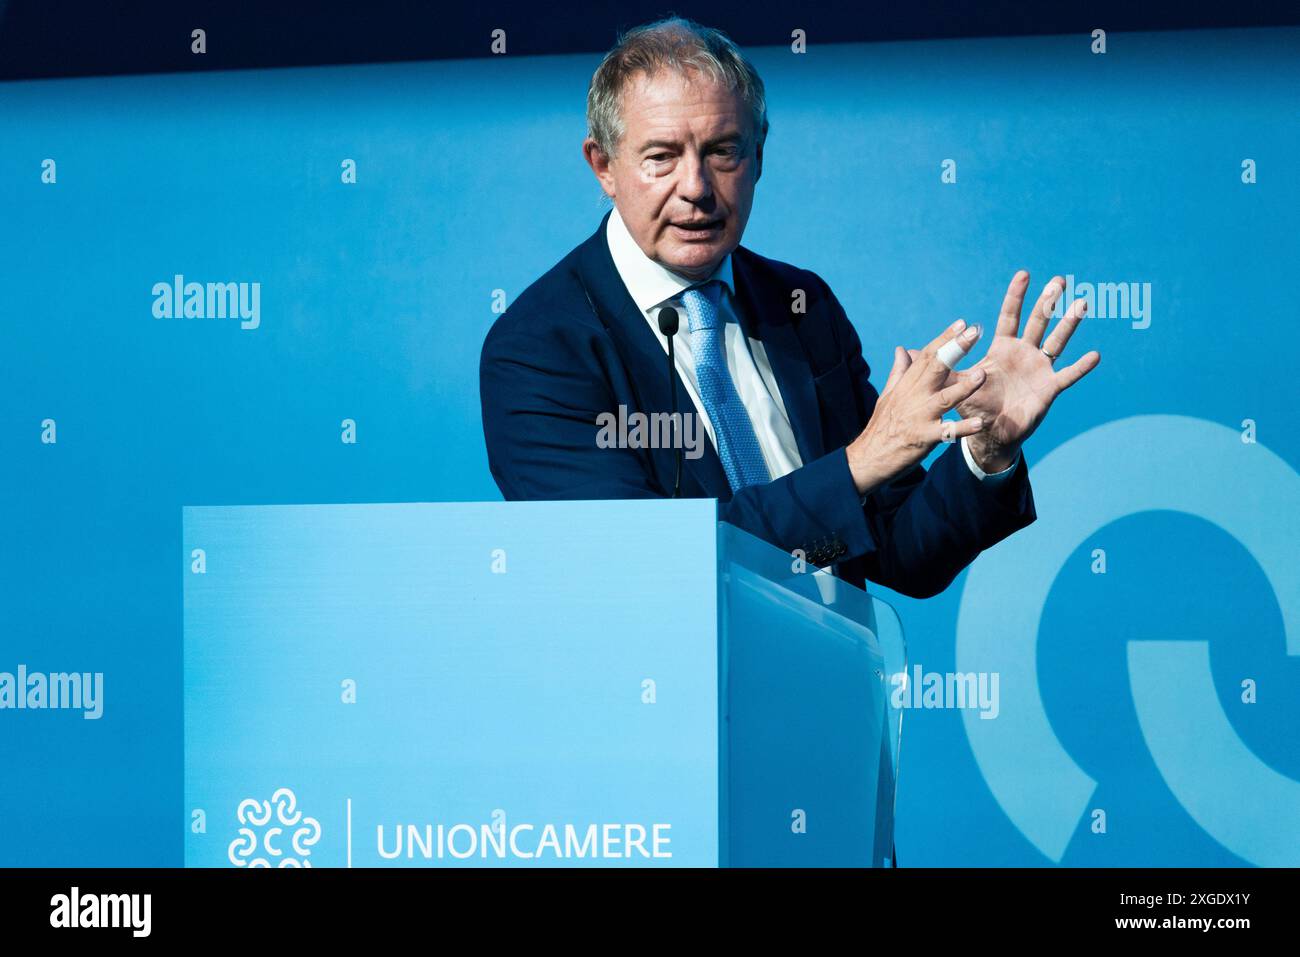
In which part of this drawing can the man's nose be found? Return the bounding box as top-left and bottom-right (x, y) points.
(675, 152), (713, 203)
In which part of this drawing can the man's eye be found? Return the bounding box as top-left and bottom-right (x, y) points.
(648, 153), (671, 162)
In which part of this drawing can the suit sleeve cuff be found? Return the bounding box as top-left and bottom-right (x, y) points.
(801, 446), (876, 565)
(961, 434), (1019, 485)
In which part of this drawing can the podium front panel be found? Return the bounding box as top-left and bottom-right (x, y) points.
(184, 500), (720, 867)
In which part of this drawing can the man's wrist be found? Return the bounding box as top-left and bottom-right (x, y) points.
(964, 434), (1017, 475)
(845, 438), (885, 497)
(962, 434), (1019, 481)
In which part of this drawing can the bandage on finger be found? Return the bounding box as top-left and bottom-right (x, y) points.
(936, 323), (983, 370)
(937, 416), (981, 444)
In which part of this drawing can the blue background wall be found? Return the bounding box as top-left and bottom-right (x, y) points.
(2, 26), (1297, 865)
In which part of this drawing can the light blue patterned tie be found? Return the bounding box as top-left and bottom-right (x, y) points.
(680, 281), (771, 491)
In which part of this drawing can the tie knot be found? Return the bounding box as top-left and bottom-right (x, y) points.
(690, 279), (721, 302)
(682, 281), (723, 333)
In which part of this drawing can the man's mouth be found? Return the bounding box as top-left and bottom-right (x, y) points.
(670, 219), (724, 239)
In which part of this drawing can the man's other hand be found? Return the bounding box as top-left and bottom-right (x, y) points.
(909, 273), (1102, 475)
(846, 318), (989, 496)
(953, 271), (1101, 472)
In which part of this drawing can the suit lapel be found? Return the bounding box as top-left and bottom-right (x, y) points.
(731, 248), (827, 465)
(576, 213), (731, 498)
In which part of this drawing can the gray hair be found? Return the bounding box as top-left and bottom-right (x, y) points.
(586, 16), (768, 159)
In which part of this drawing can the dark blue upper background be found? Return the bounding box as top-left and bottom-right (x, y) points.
(2, 0), (1299, 81)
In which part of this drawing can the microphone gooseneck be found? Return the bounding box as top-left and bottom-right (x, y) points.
(657, 306), (682, 498)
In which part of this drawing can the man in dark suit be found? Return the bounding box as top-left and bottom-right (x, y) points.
(479, 17), (1099, 597)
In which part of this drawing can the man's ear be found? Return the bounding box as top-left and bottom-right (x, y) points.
(583, 137), (617, 200)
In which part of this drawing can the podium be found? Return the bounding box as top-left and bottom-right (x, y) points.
(183, 499), (905, 867)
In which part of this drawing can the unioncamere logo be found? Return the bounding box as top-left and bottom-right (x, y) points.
(227, 787), (321, 867)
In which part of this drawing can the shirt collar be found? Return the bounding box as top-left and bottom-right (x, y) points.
(605, 204), (734, 315)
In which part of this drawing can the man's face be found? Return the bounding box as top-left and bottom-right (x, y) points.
(585, 68), (763, 282)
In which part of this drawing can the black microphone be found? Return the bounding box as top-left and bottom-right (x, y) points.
(657, 306), (683, 498)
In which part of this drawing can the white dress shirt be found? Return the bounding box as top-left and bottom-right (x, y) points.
(604, 205), (1014, 487)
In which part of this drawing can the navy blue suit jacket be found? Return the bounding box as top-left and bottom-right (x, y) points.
(479, 211), (1036, 597)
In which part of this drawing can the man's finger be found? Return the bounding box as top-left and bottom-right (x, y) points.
(880, 345), (911, 395)
(1021, 276), (1064, 346)
(932, 367), (986, 412)
(936, 415), (985, 445)
(994, 270), (1031, 337)
(1053, 350), (1101, 392)
(1042, 297), (1089, 358)
(920, 318), (968, 356)
(916, 346), (956, 389)
(936, 322), (983, 370)
(920, 321), (977, 384)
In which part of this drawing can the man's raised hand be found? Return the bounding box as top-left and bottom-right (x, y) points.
(846, 318), (989, 496)
(953, 271), (1102, 472)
